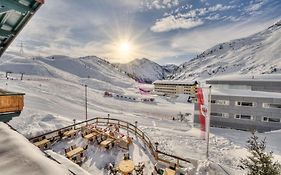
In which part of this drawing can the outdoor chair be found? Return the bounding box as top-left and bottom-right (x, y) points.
(71, 144), (77, 150)
(169, 163), (176, 170)
(123, 153), (130, 160)
(83, 145), (88, 150)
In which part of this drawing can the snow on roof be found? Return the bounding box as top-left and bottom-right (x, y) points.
(207, 74), (281, 83)
(153, 80), (197, 85)
(0, 89), (25, 96)
(0, 123), (68, 175)
(212, 88), (281, 99)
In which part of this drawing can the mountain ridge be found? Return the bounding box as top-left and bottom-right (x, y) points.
(170, 20), (281, 80)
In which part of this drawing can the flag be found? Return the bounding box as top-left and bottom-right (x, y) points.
(197, 87), (210, 136)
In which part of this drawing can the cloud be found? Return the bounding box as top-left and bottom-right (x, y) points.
(245, 0), (268, 14)
(151, 3), (236, 32)
(142, 0), (179, 9)
(150, 15), (204, 32)
(208, 4), (235, 12)
(179, 4), (236, 18)
(205, 14), (221, 20)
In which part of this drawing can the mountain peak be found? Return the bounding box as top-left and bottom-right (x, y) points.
(171, 20), (281, 80)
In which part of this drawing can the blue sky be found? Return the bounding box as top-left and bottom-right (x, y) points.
(10, 0), (281, 65)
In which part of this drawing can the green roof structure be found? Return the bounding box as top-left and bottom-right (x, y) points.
(0, 0), (44, 57)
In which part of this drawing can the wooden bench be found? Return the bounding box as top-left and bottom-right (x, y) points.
(100, 138), (115, 149)
(34, 139), (50, 150)
(66, 147), (84, 159)
(84, 132), (98, 141)
(63, 129), (78, 138)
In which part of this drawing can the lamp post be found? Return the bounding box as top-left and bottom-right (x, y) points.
(155, 142), (159, 151)
(85, 84), (88, 125)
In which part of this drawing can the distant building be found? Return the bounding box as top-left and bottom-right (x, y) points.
(153, 80), (198, 96)
(194, 77), (281, 132)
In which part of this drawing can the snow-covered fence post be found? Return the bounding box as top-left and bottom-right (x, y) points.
(20, 73), (24, 80)
(154, 142), (159, 160)
(73, 119), (76, 129)
(107, 114), (110, 124)
(176, 159), (180, 168)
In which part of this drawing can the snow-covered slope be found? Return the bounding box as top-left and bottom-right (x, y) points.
(116, 58), (177, 83)
(171, 20), (281, 80)
(0, 53), (135, 93)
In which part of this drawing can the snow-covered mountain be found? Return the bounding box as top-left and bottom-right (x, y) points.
(0, 53), (135, 93)
(116, 58), (178, 83)
(170, 20), (281, 80)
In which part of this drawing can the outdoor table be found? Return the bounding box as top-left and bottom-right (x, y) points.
(100, 138), (115, 148)
(164, 168), (176, 175)
(66, 147), (84, 158)
(118, 160), (135, 175)
(64, 129), (77, 138)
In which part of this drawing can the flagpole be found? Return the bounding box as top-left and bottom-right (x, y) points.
(206, 85), (212, 159)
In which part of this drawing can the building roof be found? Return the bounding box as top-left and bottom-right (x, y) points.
(0, 123), (69, 175)
(153, 80), (197, 85)
(0, 0), (44, 57)
(212, 88), (281, 99)
(207, 74), (281, 83)
(0, 89), (25, 96)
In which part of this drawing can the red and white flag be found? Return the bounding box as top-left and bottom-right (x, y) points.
(197, 87), (210, 139)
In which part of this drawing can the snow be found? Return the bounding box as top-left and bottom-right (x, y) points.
(0, 122), (68, 175)
(153, 80), (197, 85)
(212, 88), (281, 99)
(207, 74), (281, 82)
(0, 52), (281, 174)
(45, 150), (92, 175)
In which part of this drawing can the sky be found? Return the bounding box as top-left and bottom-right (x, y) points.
(8, 0), (281, 65)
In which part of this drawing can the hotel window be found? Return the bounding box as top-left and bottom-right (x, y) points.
(235, 114), (253, 120)
(235, 101), (256, 107)
(262, 117), (280, 123)
(211, 100), (229, 105)
(211, 112), (229, 118)
(262, 103), (281, 109)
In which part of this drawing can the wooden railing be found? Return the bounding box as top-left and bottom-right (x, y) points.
(28, 117), (198, 169)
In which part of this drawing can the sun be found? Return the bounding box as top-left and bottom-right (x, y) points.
(115, 40), (135, 59)
(119, 42), (131, 55)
